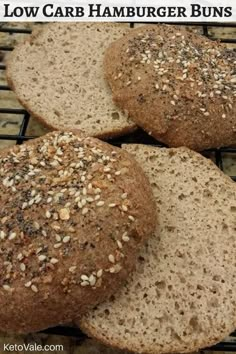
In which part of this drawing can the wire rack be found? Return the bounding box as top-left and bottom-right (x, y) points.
(0, 22), (236, 351)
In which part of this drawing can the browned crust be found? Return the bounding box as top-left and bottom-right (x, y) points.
(0, 132), (156, 334)
(6, 24), (137, 139)
(104, 24), (236, 151)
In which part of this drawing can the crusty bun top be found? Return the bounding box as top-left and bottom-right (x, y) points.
(104, 24), (236, 150)
(0, 131), (156, 334)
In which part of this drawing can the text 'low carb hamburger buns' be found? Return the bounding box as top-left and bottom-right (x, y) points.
(0, 132), (156, 334)
(6, 23), (136, 138)
(79, 145), (236, 354)
(104, 24), (236, 150)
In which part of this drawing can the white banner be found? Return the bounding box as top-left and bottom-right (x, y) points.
(0, 0), (235, 22)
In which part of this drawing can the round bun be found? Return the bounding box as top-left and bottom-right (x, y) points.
(104, 24), (236, 151)
(0, 131), (156, 334)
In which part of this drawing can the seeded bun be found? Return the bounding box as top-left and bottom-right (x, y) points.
(0, 132), (156, 334)
(104, 24), (236, 151)
(6, 23), (136, 138)
(79, 145), (236, 353)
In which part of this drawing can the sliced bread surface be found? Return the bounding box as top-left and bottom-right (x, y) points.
(6, 23), (136, 138)
(79, 145), (236, 353)
(0, 134), (156, 334)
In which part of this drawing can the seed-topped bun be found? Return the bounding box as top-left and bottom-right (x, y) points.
(104, 24), (236, 151)
(0, 132), (156, 334)
(79, 145), (236, 354)
(6, 23), (136, 138)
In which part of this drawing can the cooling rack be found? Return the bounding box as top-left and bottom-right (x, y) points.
(0, 22), (236, 351)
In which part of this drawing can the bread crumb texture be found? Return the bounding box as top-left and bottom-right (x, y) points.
(0, 133), (156, 334)
(6, 23), (136, 138)
(80, 145), (236, 354)
(104, 24), (236, 150)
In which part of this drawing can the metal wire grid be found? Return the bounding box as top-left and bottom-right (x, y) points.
(0, 22), (236, 350)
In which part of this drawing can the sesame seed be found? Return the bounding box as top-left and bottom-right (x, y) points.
(104, 167), (111, 172)
(122, 233), (130, 242)
(117, 240), (123, 249)
(20, 263), (26, 272)
(54, 243), (62, 249)
(24, 281), (32, 288)
(0, 231), (6, 240)
(121, 193), (127, 199)
(82, 207), (89, 215)
(97, 201), (105, 207)
(31, 285), (38, 293)
(38, 255), (47, 262)
(17, 253), (23, 261)
(31, 190), (36, 197)
(222, 114), (226, 119)
(50, 258), (59, 264)
(81, 274), (89, 281)
(89, 274), (96, 286)
(171, 101), (175, 106)
(109, 203), (116, 208)
(28, 199), (35, 206)
(22, 202), (28, 209)
(86, 197), (94, 203)
(45, 211), (51, 219)
(9, 232), (16, 240)
(108, 254), (115, 264)
(63, 236), (71, 243)
(122, 205), (128, 212)
(1, 217), (8, 224)
(97, 269), (103, 278)
(3, 285), (11, 292)
(81, 281), (89, 287)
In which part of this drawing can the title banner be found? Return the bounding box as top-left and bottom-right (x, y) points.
(0, 0), (235, 22)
